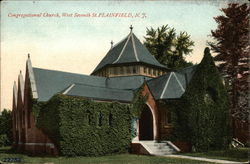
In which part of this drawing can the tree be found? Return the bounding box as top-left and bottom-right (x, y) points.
(208, 3), (249, 121)
(172, 48), (230, 151)
(0, 109), (12, 146)
(144, 25), (194, 69)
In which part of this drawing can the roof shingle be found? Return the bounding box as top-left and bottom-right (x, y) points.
(147, 65), (197, 100)
(63, 83), (134, 102)
(33, 67), (151, 102)
(92, 32), (167, 74)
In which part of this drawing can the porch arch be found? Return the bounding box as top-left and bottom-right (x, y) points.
(138, 103), (157, 140)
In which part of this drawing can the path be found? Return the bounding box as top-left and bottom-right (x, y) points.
(164, 154), (249, 164)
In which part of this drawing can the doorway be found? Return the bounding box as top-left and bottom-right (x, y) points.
(139, 106), (153, 140)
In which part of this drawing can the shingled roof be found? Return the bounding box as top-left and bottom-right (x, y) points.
(62, 83), (134, 102)
(24, 26), (197, 103)
(32, 67), (151, 102)
(147, 65), (197, 100)
(31, 65), (196, 102)
(92, 29), (166, 74)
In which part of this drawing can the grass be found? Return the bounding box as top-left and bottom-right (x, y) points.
(0, 147), (211, 164)
(182, 147), (249, 162)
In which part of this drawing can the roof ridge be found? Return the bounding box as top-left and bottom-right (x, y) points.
(172, 72), (185, 92)
(113, 32), (132, 64)
(18, 72), (25, 102)
(33, 67), (106, 79)
(108, 74), (151, 79)
(13, 81), (18, 107)
(131, 33), (139, 62)
(27, 58), (38, 99)
(160, 72), (173, 99)
(109, 33), (130, 51)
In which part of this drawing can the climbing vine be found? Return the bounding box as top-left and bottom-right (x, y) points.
(170, 48), (231, 152)
(36, 94), (137, 156)
(131, 86), (148, 118)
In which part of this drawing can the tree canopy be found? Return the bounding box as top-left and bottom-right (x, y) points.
(0, 109), (12, 146)
(144, 25), (194, 69)
(208, 3), (249, 121)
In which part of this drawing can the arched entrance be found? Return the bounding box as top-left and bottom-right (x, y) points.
(139, 105), (153, 140)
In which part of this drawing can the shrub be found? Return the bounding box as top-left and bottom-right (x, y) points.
(0, 134), (9, 147)
(36, 94), (134, 156)
(0, 109), (12, 146)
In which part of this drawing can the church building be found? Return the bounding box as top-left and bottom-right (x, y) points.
(12, 26), (227, 156)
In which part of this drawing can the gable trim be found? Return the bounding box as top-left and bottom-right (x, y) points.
(113, 32), (132, 64)
(13, 81), (18, 108)
(27, 58), (38, 99)
(18, 73), (25, 102)
(109, 33), (129, 51)
(62, 84), (75, 95)
(160, 72), (173, 99)
(173, 72), (185, 92)
(131, 33), (139, 62)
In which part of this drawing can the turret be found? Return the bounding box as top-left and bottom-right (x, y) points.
(91, 26), (169, 78)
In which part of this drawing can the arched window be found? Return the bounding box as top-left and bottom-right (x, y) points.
(127, 67), (131, 74)
(103, 70), (106, 77)
(148, 68), (151, 75)
(114, 68), (118, 75)
(120, 67), (123, 74)
(109, 113), (113, 126)
(28, 109), (31, 128)
(109, 68), (113, 74)
(166, 110), (171, 125)
(153, 69), (156, 76)
(23, 111), (25, 126)
(85, 111), (91, 125)
(16, 113), (18, 129)
(98, 112), (103, 126)
(133, 66), (137, 74)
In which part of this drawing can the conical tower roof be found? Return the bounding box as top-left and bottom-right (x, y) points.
(92, 28), (167, 74)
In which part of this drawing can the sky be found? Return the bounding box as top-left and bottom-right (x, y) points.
(0, 0), (230, 111)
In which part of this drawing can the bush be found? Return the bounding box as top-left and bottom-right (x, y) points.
(0, 134), (9, 147)
(36, 94), (134, 156)
(0, 109), (12, 146)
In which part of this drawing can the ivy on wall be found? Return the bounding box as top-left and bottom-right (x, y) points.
(131, 87), (148, 118)
(130, 87), (148, 139)
(170, 48), (231, 152)
(31, 48), (229, 154)
(35, 93), (146, 156)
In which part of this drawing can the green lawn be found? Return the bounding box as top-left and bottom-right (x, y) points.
(182, 147), (249, 162)
(0, 147), (210, 164)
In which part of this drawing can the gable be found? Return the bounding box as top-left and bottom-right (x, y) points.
(146, 70), (194, 100)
